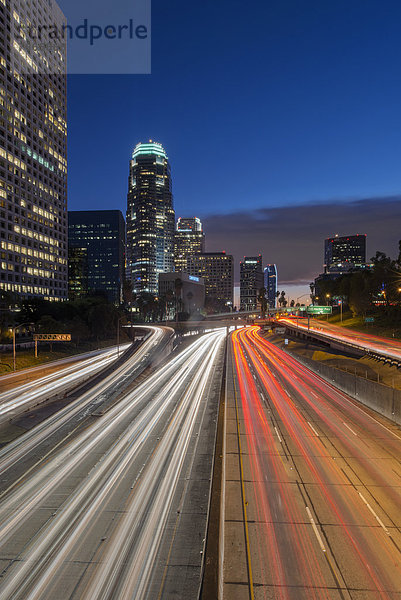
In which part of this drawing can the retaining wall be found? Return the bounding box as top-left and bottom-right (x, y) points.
(288, 351), (401, 426)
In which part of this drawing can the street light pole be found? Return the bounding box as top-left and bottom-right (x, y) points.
(13, 328), (16, 372)
(117, 316), (124, 358)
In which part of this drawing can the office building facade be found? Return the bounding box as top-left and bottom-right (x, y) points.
(187, 251), (234, 309)
(68, 210), (125, 303)
(240, 255), (263, 311)
(264, 264), (277, 309)
(158, 271), (205, 317)
(0, 0), (68, 300)
(324, 234), (366, 273)
(174, 216), (205, 273)
(126, 141), (175, 295)
(68, 246), (88, 300)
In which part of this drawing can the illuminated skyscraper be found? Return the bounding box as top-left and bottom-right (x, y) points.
(0, 0), (68, 300)
(324, 234), (366, 273)
(126, 141), (175, 294)
(188, 252), (234, 309)
(240, 256), (263, 311)
(264, 264), (277, 309)
(174, 217), (205, 272)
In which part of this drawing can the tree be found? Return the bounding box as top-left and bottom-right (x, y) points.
(278, 291), (287, 308)
(66, 316), (91, 347)
(122, 280), (135, 306)
(37, 315), (65, 352)
(174, 278), (183, 322)
(88, 303), (119, 340)
(258, 287), (268, 318)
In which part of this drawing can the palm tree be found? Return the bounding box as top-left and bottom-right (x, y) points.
(174, 278), (183, 322)
(258, 287), (268, 318)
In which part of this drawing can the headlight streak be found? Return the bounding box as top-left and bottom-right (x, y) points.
(82, 332), (225, 600)
(0, 330), (211, 540)
(233, 326), (401, 598)
(0, 328), (165, 478)
(0, 330), (225, 600)
(0, 344), (131, 420)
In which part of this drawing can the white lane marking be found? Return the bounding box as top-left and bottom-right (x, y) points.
(343, 422), (357, 436)
(274, 426), (282, 443)
(308, 422), (320, 437)
(305, 506), (326, 552)
(311, 391), (319, 399)
(303, 364), (401, 442)
(358, 492), (390, 536)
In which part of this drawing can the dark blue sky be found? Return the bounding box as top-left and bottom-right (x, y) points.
(63, 0), (401, 289)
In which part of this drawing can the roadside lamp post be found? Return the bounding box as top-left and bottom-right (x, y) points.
(326, 294), (331, 320)
(296, 293), (310, 326)
(12, 322), (34, 372)
(116, 316), (124, 359)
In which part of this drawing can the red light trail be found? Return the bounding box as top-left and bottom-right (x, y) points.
(227, 326), (401, 599)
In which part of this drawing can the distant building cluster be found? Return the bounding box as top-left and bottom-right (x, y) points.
(67, 140), (276, 316)
(314, 233), (373, 297)
(0, 3), (278, 323)
(0, 0), (278, 318)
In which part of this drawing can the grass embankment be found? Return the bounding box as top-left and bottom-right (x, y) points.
(316, 311), (401, 340)
(0, 335), (131, 376)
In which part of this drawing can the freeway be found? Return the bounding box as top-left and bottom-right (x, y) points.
(223, 326), (401, 599)
(0, 328), (226, 599)
(0, 342), (132, 425)
(280, 317), (401, 362)
(0, 344), (135, 392)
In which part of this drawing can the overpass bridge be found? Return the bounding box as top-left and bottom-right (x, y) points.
(279, 318), (401, 368)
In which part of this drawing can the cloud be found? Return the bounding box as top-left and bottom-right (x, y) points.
(202, 196), (401, 285)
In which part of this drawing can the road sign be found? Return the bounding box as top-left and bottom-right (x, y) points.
(34, 334), (72, 341)
(364, 317), (375, 323)
(33, 333), (71, 358)
(306, 306), (332, 315)
(275, 327), (286, 334)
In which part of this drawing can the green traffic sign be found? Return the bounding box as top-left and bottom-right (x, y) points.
(306, 305), (332, 315)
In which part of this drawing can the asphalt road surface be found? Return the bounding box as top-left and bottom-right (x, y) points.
(0, 342), (134, 425)
(0, 328), (226, 599)
(281, 317), (401, 362)
(223, 326), (401, 599)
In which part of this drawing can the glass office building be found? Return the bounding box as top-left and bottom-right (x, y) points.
(174, 217), (205, 273)
(264, 264), (277, 309)
(126, 141), (175, 295)
(240, 255), (263, 311)
(68, 210), (125, 303)
(324, 234), (366, 272)
(188, 251), (234, 309)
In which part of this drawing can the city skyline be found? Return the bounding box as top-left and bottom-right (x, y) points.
(1, 4), (401, 599)
(63, 0), (401, 295)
